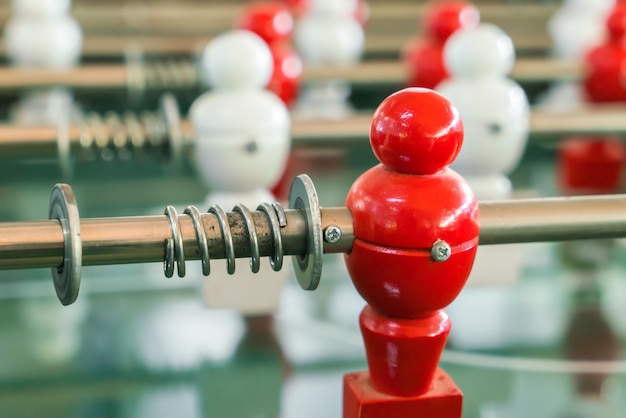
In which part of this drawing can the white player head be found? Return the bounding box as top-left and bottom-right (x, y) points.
(191, 30), (290, 192)
(200, 30), (273, 91)
(562, 0), (614, 11)
(293, 0), (364, 65)
(5, 0), (81, 68)
(11, 0), (72, 17)
(307, 0), (359, 17)
(548, 0), (615, 60)
(443, 23), (515, 79)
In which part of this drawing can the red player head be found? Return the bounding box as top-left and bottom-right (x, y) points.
(346, 88), (479, 319)
(584, 3), (626, 102)
(424, 0), (480, 42)
(404, 1), (480, 89)
(606, 2), (626, 42)
(236, 2), (295, 45)
(280, 0), (309, 17)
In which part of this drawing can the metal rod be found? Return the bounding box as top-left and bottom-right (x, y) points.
(0, 4), (557, 35)
(0, 58), (579, 92)
(2, 194), (626, 270)
(1, 105), (623, 162)
(479, 195), (626, 245)
(0, 211), (301, 270)
(0, 207), (355, 270)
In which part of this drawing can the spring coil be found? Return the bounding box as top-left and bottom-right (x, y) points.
(144, 59), (200, 90)
(162, 202), (287, 278)
(77, 111), (168, 161)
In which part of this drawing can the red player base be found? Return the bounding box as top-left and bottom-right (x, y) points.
(343, 369), (462, 418)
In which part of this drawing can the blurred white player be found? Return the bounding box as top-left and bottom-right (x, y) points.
(190, 30), (291, 315)
(437, 24), (532, 349)
(4, 0), (82, 125)
(293, 0), (364, 119)
(543, 0), (615, 109)
(3, 0), (86, 365)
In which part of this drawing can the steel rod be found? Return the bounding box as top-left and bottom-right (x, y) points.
(2, 105), (625, 161)
(0, 58), (579, 92)
(0, 4), (557, 35)
(479, 195), (626, 245)
(1, 195), (626, 270)
(0, 207), (354, 270)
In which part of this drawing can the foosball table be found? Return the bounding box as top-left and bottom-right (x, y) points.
(1, 1), (626, 418)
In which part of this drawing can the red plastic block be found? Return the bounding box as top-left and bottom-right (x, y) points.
(343, 369), (463, 418)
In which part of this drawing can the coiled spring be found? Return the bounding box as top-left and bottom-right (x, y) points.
(77, 110), (168, 161)
(163, 203), (288, 278)
(144, 59), (200, 90)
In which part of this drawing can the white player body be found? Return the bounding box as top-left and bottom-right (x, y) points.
(190, 30), (291, 315)
(4, 0), (82, 125)
(437, 24), (531, 349)
(293, 0), (364, 119)
(542, 0), (615, 109)
(3, 0), (86, 364)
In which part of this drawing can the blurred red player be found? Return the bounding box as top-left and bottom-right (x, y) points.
(559, 3), (626, 196)
(236, 1), (303, 107)
(403, 1), (480, 89)
(583, 2), (626, 104)
(343, 88), (479, 418)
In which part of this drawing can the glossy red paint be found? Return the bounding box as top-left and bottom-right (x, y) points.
(235, 2), (302, 107)
(279, 0), (308, 16)
(369, 88), (464, 175)
(558, 138), (626, 194)
(404, 39), (448, 89)
(342, 88), (477, 417)
(343, 370), (462, 418)
(360, 306), (451, 396)
(583, 4), (626, 103)
(235, 2), (294, 44)
(404, 1), (479, 88)
(347, 165), (478, 250)
(345, 239), (477, 318)
(424, 1), (480, 42)
(268, 42), (302, 107)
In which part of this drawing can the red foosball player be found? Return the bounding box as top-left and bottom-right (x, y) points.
(404, 1), (480, 89)
(342, 87), (480, 417)
(236, 1), (303, 107)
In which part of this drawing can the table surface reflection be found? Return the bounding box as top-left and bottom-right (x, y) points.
(1, 144), (626, 418)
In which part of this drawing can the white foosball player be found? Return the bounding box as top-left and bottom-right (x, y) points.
(190, 30), (291, 315)
(4, 0), (83, 125)
(292, 0), (364, 119)
(542, 0), (615, 109)
(436, 24), (531, 349)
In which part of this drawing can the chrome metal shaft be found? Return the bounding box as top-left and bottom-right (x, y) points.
(479, 195), (626, 245)
(3, 178), (626, 305)
(3, 196), (626, 269)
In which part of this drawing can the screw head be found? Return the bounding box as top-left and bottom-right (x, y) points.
(431, 239), (451, 262)
(324, 225), (342, 243)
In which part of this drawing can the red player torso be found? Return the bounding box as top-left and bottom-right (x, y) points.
(236, 1), (302, 107)
(346, 166), (479, 318)
(583, 3), (626, 103)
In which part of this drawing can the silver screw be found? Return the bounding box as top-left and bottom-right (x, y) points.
(431, 239), (451, 262)
(324, 225), (342, 243)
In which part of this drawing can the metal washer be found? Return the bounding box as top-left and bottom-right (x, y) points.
(49, 184), (82, 305)
(160, 93), (184, 170)
(288, 175), (323, 290)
